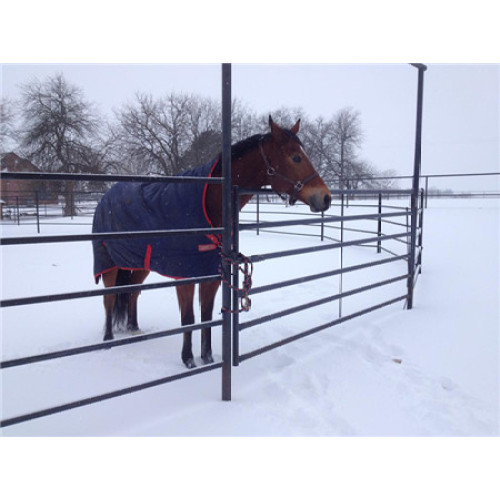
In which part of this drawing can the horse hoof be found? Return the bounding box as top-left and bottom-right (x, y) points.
(127, 324), (141, 333)
(102, 338), (113, 349)
(184, 358), (196, 369)
(202, 354), (214, 365)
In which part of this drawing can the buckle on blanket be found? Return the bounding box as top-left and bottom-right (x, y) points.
(198, 243), (218, 252)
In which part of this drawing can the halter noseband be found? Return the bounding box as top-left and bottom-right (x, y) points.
(259, 141), (319, 205)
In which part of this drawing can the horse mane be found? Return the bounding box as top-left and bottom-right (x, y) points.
(209, 128), (303, 177)
(223, 129), (303, 161)
(230, 134), (268, 160)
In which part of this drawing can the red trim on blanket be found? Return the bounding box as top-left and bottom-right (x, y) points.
(144, 244), (152, 270)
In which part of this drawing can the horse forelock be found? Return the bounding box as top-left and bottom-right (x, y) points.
(280, 129), (303, 147)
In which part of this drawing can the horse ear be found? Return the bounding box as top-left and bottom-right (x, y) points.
(291, 119), (301, 135)
(269, 115), (284, 140)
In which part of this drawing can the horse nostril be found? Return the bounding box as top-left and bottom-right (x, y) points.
(324, 194), (331, 210)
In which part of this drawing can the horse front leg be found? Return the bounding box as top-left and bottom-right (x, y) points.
(176, 283), (196, 369)
(200, 280), (221, 364)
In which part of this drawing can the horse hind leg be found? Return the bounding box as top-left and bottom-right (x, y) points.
(176, 283), (196, 369)
(102, 268), (119, 341)
(200, 280), (221, 365)
(127, 270), (150, 332)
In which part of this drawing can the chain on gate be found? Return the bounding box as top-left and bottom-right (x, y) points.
(218, 244), (253, 314)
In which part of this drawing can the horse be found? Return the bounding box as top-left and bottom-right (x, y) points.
(92, 116), (331, 369)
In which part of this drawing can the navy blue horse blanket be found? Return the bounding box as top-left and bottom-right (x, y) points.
(92, 158), (221, 282)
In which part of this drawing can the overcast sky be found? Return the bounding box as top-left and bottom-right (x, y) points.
(2, 63), (498, 191)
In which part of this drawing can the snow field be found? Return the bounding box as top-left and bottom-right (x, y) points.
(1, 198), (498, 436)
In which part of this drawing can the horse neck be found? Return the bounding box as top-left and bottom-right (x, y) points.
(205, 148), (268, 227)
(232, 148), (268, 208)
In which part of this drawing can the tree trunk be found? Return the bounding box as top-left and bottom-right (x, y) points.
(62, 181), (76, 217)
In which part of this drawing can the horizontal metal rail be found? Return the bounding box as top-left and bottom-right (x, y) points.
(381, 219), (409, 228)
(0, 361), (223, 428)
(241, 225), (330, 238)
(250, 232), (410, 263)
(240, 274), (408, 331)
(0, 171), (223, 184)
(247, 209), (323, 217)
(5, 221), (94, 227)
(378, 247), (407, 259)
(1, 319), (222, 369)
(322, 223), (378, 236)
(340, 171), (500, 181)
(238, 296), (407, 363)
(249, 254), (408, 296)
(240, 211), (409, 232)
(239, 187), (414, 196)
(0, 274), (220, 308)
(0, 226), (223, 246)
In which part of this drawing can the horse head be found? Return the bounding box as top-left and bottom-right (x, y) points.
(261, 116), (331, 212)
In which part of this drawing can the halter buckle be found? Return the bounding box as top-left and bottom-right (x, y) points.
(267, 166), (276, 176)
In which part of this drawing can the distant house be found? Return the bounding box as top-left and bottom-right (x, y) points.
(1, 152), (58, 207)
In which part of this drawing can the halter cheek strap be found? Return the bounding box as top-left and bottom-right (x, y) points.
(259, 142), (319, 205)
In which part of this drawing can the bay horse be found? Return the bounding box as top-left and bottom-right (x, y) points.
(92, 116), (331, 368)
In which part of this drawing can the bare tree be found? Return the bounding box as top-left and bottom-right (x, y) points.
(113, 92), (222, 175)
(360, 167), (400, 190)
(300, 116), (338, 186)
(113, 93), (181, 175)
(18, 74), (102, 214)
(181, 129), (221, 169)
(0, 98), (18, 153)
(231, 98), (259, 142)
(183, 95), (221, 168)
(331, 107), (363, 190)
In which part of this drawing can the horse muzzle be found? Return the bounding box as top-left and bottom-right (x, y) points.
(307, 191), (332, 212)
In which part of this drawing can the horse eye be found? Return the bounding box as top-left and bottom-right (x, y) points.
(292, 155), (302, 163)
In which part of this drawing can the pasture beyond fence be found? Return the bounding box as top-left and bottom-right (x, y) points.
(2, 172), (498, 232)
(0, 63), (426, 429)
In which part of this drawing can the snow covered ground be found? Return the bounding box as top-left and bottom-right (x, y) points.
(1, 197), (498, 437)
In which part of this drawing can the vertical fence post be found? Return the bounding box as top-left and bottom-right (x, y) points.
(407, 63), (427, 310)
(221, 63), (232, 401)
(377, 192), (382, 253)
(35, 190), (40, 234)
(405, 207), (410, 250)
(418, 188), (424, 274)
(339, 193), (345, 318)
(424, 176), (429, 208)
(256, 194), (260, 235)
(16, 196), (20, 225)
(320, 211), (324, 241)
(232, 186), (240, 367)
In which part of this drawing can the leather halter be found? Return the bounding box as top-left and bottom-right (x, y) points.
(259, 141), (319, 205)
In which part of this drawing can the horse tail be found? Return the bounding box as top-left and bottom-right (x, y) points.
(113, 269), (132, 328)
